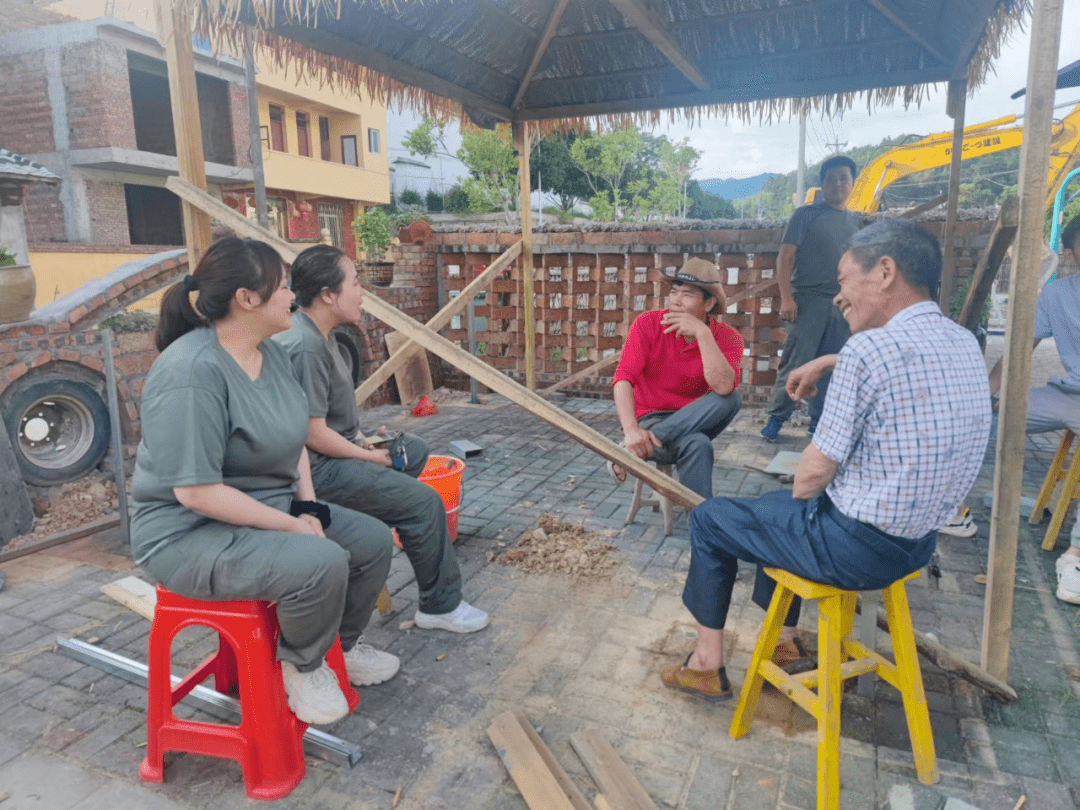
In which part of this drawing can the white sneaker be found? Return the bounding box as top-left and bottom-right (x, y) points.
(1056, 552), (1077, 582)
(414, 600), (490, 634)
(939, 507), (978, 538)
(280, 660), (349, 725)
(342, 637), (400, 686)
(1057, 556), (1080, 605)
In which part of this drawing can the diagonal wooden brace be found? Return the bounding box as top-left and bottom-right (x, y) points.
(163, 176), (701, 508)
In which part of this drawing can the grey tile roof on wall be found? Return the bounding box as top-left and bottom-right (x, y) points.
(0, 149), (60, 183)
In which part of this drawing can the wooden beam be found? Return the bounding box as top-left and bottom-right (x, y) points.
(353, 241), (522, 406)
(898, 193), (948, 218)
(939, 79), (966, 313)
(155, 0), (211, 267)
(487, 711), (590, 810)
(165, 176), (700, 507)
(606, 0), (709, 90)
(570, 728), (659, 810)
(512, 0), (570, 109)
(514, 121), (536, 390)
(540, 352), (621, 398)
(947, 0), (1003, 79)
(864, 0), (949, 64)
(981, 0), (1064, 681)
(958, 196), (1019, 331)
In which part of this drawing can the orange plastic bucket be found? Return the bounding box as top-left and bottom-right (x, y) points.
(418, 455), (466, 543)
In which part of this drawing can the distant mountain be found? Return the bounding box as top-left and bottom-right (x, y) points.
(699, 174), (777, 200)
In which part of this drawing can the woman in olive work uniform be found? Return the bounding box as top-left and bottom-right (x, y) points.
(275, 244), (489, 635)
(130, 237), (395, 726)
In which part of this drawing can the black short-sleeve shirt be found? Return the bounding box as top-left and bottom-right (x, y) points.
(782, 201), (862, 297)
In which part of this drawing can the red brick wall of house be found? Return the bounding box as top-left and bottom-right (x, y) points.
(0, 51), (54, 155)
(23, 184), (66, 245)
(86, 181), (130, 245)
(64, 40), (137, 151)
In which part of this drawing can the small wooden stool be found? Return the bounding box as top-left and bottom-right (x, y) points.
(625, 463), (675, 535)
(731, 568), (937, 810)
(1031, 430), (1080, 551)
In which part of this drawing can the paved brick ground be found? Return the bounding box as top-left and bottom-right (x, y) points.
(1, 347), (1078, 809)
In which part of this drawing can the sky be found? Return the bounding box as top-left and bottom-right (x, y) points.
(660, 2), (1080, 180)
(387, 3), (1080, 192)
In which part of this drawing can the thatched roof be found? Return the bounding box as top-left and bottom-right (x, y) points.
(191, 0), (1030, 130)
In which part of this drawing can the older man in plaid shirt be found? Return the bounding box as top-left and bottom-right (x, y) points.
(662, 219), (993, 702)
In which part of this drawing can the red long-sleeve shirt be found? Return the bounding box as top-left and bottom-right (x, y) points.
(613, 310), (744, 419)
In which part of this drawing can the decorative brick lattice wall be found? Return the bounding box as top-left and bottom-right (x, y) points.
(394, 215), (998, 408)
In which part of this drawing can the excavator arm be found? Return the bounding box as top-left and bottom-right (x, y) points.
(804, 103), (1080, 214)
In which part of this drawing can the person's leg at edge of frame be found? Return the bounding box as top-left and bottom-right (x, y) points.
(762, 296), (831, 441)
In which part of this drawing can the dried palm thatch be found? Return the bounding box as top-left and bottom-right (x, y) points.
(188, 0), (1031, 133)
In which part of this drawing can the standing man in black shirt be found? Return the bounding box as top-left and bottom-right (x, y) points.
(761, 156), (862, 441)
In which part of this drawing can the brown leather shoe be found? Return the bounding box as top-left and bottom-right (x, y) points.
(661, 654), (733, 702)
(773, 636), (815, 675)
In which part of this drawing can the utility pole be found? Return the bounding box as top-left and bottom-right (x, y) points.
(796, 105), (807, 206)
(244, 28), (268, 229)
(824, 140), (847, 155)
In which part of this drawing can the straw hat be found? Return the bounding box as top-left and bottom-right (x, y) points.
(660, 257), (726, 314)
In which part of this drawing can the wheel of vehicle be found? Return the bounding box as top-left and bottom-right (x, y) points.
(2, 377), (111, 485)
(332, 327), (364, 387)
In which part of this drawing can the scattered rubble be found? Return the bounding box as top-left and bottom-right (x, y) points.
(495, 514), (618, 577)
(5, 475), (120, 550)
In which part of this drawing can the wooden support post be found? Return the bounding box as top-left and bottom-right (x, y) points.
(957, 196), (1019, 331)
(155, 0), (212, 268)
(939, 79), (966, 314)
(981, 0), (1064, 681)
(514, 120), (535, 390)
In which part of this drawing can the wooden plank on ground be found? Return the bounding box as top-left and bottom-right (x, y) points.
(385, 331), (433, 403)
(488, 711), (582, 810)
(101, 575), (157, 621)
(511, 710), (592, 810)
(569, 728), (659, 810)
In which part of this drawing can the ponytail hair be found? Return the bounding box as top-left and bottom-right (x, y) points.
(291, 244), (348, 308)
(156, 238), (286, 351)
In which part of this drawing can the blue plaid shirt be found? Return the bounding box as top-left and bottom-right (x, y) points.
(814, 301), (992, 539)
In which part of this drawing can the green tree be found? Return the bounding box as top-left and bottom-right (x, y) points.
(569, 128), (645, 221)
(530, 136), (591, 213)
(686, 180), (736, 219)
(657, 137), (699, 220)
(457, 125), (519, 223)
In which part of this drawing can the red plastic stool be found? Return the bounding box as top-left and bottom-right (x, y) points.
(140, 586), (359, 800)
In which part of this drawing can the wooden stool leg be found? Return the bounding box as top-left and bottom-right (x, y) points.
(1044, 438), (1080, 551)
(1032, 431), (1073, 527)
(660, 493), (673, 535)
(882, 581), (939, 785)
(731, 585), (794, 738)
(816, 594), (843, 810)
(626, 478), (646, 526)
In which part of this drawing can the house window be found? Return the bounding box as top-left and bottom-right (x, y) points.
(296, 112), (310, 157)
(318, 203), (344, 248)
(124, 184), (183, 245)
(368, 128), (380, 154)
(341, 135), (358, 167)
(268, 104), (286, 152)
(319, 116), (331, 160)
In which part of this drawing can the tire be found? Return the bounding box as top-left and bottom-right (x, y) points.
(332, 327), (364, 387)
(2, 377), (111, 485)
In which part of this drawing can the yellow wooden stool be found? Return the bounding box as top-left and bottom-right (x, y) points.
(731, 568), (938, 810)
(625, 462), (675, 535)
(1031, 430), (1080, 551)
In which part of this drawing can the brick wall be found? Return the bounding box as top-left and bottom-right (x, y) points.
(23, 183), (65, 245)
(63, 40), (136, 151)
(0, 51), (54, 155)
(393, 214), (999, 408)
(85, 181), (129, 245)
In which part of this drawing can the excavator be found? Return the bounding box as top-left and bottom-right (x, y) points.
(805, 102), (1080, 216)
